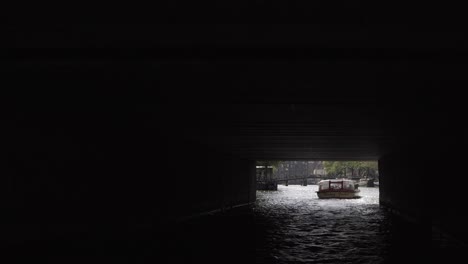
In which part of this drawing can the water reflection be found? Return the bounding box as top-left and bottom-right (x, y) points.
(255, 185), (386, 263)
(168, 184), (464, 264)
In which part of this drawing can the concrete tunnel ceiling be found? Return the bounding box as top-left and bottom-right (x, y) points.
(169, 103), (406, 161)
(5, 19), (458, 162)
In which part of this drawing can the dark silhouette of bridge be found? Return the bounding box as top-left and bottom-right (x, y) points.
(5, 6), (468, 262)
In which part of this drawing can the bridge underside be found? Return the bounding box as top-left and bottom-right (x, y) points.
(3, 4), (468, 258)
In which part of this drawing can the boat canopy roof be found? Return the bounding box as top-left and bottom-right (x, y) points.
(318, 179), (356, 190)
(318, 179), (354, 184)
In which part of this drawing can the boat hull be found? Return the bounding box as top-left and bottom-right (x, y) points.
(316, 191), (360, 199)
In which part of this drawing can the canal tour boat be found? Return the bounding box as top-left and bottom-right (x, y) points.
(316, 179), (361, 199)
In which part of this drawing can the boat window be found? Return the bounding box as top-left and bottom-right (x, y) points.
(319, 182), (329, 190)
(330, 182), (343, 189)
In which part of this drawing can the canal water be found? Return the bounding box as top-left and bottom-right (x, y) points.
(171, 184), (466, 264)
(255, 185), (384, 263)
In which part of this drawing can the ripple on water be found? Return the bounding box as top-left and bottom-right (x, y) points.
(255, 185), (386, 264)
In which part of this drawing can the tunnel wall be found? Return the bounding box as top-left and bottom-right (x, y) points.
(168, 139), (256, 220)
(379, 148), (428, 223)
(379, 104), (468, 244)
(1, 111), (256, 249)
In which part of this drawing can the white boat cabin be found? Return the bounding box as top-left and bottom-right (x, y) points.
(316, 179), (360, 199)
(318, 179), (356, 191)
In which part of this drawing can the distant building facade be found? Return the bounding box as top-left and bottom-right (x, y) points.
(272, 161), (324, 184)
(313, 169), (325, 175)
